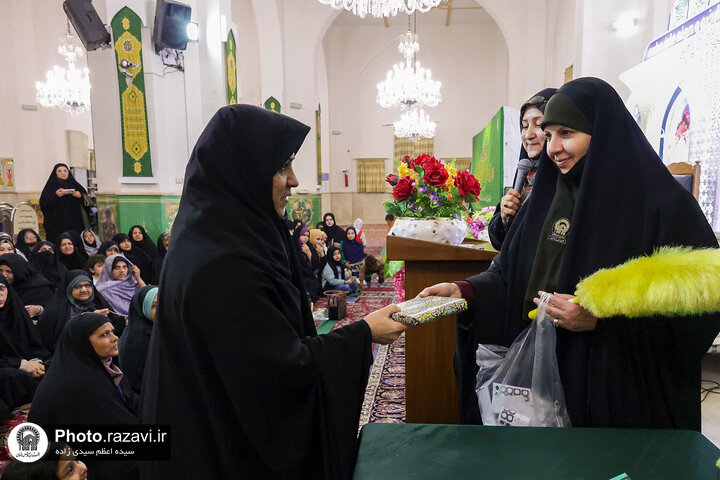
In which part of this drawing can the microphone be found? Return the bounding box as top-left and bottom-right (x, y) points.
(507, 159), (533, 228)
(512, 159), (533, 192)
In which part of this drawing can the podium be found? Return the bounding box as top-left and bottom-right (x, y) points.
(386, 235), (497, 424)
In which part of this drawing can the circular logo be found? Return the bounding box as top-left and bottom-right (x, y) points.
(7, 422), (49, 463)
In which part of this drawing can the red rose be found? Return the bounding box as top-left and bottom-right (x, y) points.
(386, 173), (399, 186)
(413, 154), (437, 170)
(423, 162), (449, 187)
(392, 176), (416, 200)
(455, 171), (481, 199)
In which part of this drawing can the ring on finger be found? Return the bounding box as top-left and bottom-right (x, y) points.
(552, 318), (559, 327)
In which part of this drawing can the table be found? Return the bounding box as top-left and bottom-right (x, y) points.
(353, 423), (720, 479)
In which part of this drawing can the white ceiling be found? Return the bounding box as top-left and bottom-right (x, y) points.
(329, 0), (493, 27)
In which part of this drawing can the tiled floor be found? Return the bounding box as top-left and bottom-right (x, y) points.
(702, 354), (720, 446)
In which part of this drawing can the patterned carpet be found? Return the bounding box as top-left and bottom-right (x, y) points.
(315, 282), (406, 426)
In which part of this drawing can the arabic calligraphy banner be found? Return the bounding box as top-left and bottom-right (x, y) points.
(111, 7), (153, 177)
(226, 30), (237, 105)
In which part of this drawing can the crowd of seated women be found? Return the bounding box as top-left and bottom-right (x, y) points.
(288, 212), (385, 304)
(0, 226), (164, 480)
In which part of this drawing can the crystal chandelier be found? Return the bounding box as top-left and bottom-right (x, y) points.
(394, 106), (436, 141)
(376, 30), (441, 110)
(317, 0), (442, 19)
(35, 23), (91, 116)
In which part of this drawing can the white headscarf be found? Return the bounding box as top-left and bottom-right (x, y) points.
(353, 218), (367, 246)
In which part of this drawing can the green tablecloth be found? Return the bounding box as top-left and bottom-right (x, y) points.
(353, 423), (720, 480)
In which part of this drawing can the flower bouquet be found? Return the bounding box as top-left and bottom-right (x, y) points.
(466, 206), (496, 241)
(384, 155), (483, 245)
(384, 154), (481, 219)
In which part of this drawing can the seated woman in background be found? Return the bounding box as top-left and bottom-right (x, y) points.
(0, 274), (50, 419)
(0, 253), (55, 319)
(129, 226), (157, 285)
(151, 232), (169, 284)
(0, 236), (26, 260)
(2, 442), (88, 480)
(293, 226), (321, 303)
(98, 240), (121, 257)
(308, 228), (325, 276)
(96, 255), (145, 316)
(113, 233), (152, 284)
(341, 226), (366, 277)
(321, 212), (346, 247)
(29, 241), (67, 289)
(321, 246), (357, 294)
(14, 228), (40, 259)
(82, 228), (100, 256)
(29, 312), (138, 480)
(119, 286), (158, 396)
(57, 232), (88, 270)
(38, 270), (121, 352)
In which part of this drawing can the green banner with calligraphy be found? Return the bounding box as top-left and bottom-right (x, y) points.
(471, 108), (504, 208)
(111, 8), (153, 177)
(225, 30), (237, 104)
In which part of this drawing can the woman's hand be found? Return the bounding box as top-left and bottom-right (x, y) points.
(25, 305), (43, 317)
(131, 265), (142, 279)
(418, 282), (462, 298)
(56, 188), (66, 197)
(72, 190), (81, 198)
(25, 360), (45, 378)
(345, 278), (354, 285)
(300, 243), (312, 260)
(364, 304), (410, 344)
(93, 308), (110, 315)
(500, 189), (522, 226)
(533, 291), (597, 331)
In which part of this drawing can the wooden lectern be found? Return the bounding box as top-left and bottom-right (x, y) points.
(387, 235), (497, 424)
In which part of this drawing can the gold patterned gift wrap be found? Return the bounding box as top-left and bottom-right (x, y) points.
(391, 296), (469, 326)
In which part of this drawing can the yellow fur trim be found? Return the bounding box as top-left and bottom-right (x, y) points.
(575, 247), (720, 318)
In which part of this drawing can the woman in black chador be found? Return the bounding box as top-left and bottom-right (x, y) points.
(140, 105), (406, 479)
(39, 163), (89, 244)
(29, 312), (138, 480)
(423, 77), (720, 429)
(487, 88), (557, 250)
(0, 274), (50, 419)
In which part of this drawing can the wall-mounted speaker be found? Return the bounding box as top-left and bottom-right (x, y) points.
(153, 0), (193, 53)
(63, 0), (111, 51)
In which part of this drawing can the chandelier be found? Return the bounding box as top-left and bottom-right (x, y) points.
(377, 29), (441, 110)
(377, 15), (439, 140)
(317, 0), (442, 18)
(394, 106), (436, 141)
(35, 23), (91, 116)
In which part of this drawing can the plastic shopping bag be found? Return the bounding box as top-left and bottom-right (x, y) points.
(475, 292), (571, 427)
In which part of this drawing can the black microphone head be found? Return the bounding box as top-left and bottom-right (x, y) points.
(517, 158), (533, 171)
(512, 159), (533, 192)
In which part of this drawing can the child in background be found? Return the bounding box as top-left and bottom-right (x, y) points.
(85, 254), (105, 284)
(353, 218), (367, 247)
(321, 246), (357, 294)
(341, 227), (366, 278)
(360, 255), (385, 287)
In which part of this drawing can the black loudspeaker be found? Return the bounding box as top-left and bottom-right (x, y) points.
(63, 0), (111, 51)
(153, 0), (192, 53)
